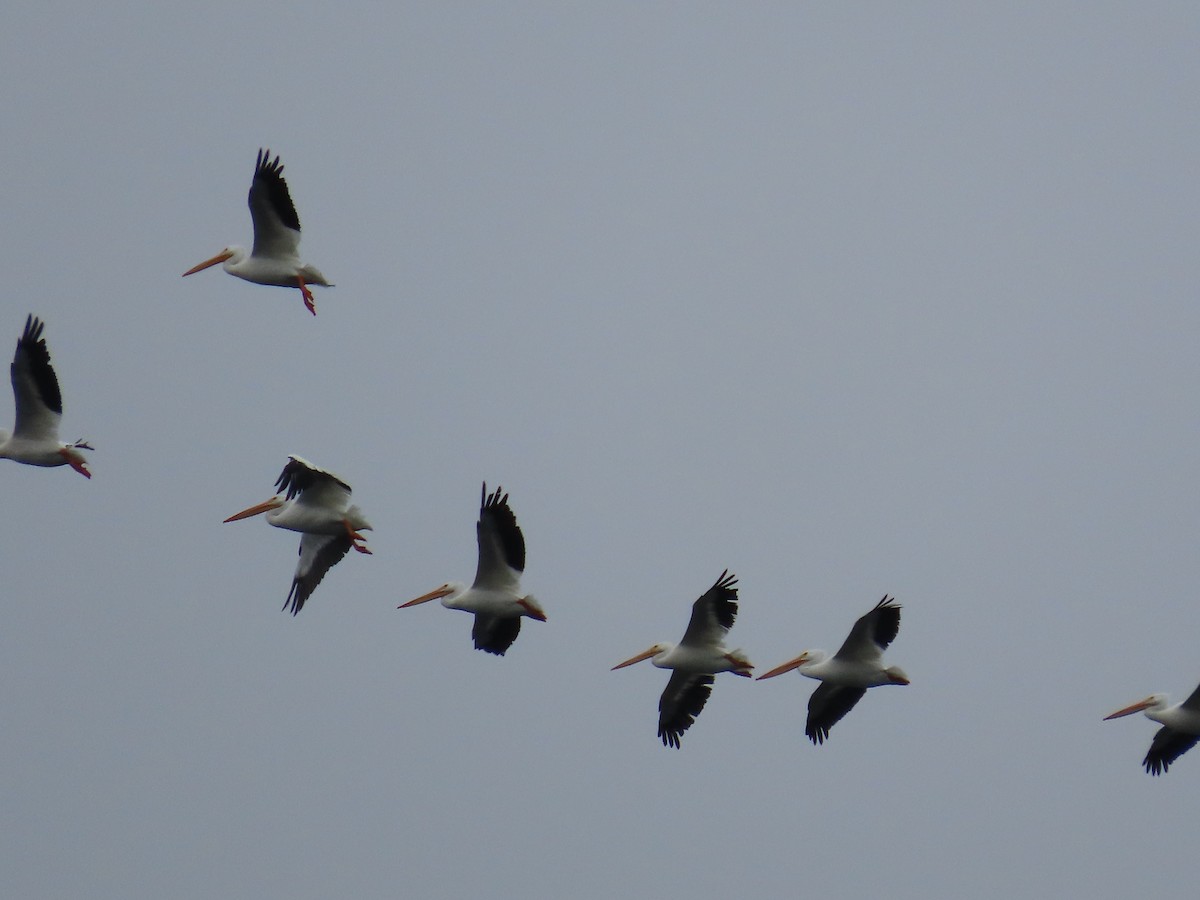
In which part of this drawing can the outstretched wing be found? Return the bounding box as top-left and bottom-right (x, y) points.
(805, 683), (867, 745)
(285, 532), (352, 615)
(249, 148), (302, 260)
(472, 614), (522, 656)
(1143, 726), (1199, 776)
(834, 595), (901, 663)
(473, 482), (525, 590)
(276, 456), (352, 511)
(11, 315), (63, 441)
(658, 671), (715, 748)
(679, 570), (738, 648)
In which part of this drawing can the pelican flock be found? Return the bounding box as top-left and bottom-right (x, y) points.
(224, 456), (372, 614)
(757, 596), (909, 744)
(183, 149), (332, 315)
(0, 315), (92, 478)
(612, 571), (752, 748)
(1104, 682), (1200, 775)
(399, 483), (546, 655)
(11, 144), (1194, 787)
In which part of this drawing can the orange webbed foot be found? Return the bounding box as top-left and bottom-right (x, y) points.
(298, 277), (317, 316)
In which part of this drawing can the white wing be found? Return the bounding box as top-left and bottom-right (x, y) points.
(10, 315), (63, 441)
(833, 596), (901, 664)
(249, 149), (303, 261)
(679, 570), (738, 649)
(277, 455), (352, 515)
(472, 483), (525, 592)
(285, 532), (352, 615)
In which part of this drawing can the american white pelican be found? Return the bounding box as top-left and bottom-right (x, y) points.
(612, 571), (752, 748)
(1104, 681), (1200, 775)
(0, 315), (92, 478)
(183, 149), (332, 316)
(223, 455), (371, 615)
(757, 596), (909, 744)
(399, 484), (545, 655)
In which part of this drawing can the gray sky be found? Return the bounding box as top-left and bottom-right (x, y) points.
(3, 3), (1199, 898)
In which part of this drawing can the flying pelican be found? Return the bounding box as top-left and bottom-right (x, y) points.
(612, 570), (752, 748)
(399, 484), (546, 655)
(1104, 681), (1200, 775)
(183, 149), (332, 315)
(757, 596), (909, 744)
(223, 456), (371, 614)
(0, 315), (92, 478)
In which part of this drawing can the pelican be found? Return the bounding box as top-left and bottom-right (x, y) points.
(399, 483), (546, 655)
(612, 570), (752, 748)
(223, 456), (371, 614)
(757, 596), (909, 744)
(183, 149), (332, 315)
(1104, 681), (1200, 775)
(0, 315), (92, 478)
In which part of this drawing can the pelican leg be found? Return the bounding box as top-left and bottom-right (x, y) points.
(58, 447), (91, 479)
(723, 651), (752, 675)
(298, 276), (317, 316)
(342, 519), (372, 554)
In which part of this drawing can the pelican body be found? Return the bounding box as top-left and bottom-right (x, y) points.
(399, 483), (546, 656)
(183, 149), (331, 315)
(0, 315), (92, 477)
(758, 595), (909, 744)
(1105, 681), (1200, 775)
(612, 570), (752, 748)
(224, 455), (371, 614)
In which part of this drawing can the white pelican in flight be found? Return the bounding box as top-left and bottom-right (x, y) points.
(0, 315), (92, 478)
(183, 149), (332, 316)
(399, 483), (546, 656)
(1104, 680), (1200, 775)
(612, 571), (752, 748)
(223, 456), (371, 615)
(757, 596), (909, 744)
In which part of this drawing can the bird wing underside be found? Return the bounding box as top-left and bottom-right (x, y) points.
(679, 570), (738, 647)
(805, 683), (867, 745)
(836, 596), (901, 661)
(658, 671), (715, 748)
(11, 314), (63, 439)
(276, 456), (352, 507)
(249, 148), (302, 258)
(472, 613), (522, 656)
(474, 483), (525, 589)
(1143, 725), (1199, 776)
(286, 532), (352, 615)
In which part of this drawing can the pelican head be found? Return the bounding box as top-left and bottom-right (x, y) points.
(756, 649), (826, 680)
(183, 246), (245, 277)
(223, 495), (285, 523)
(398, 582), (464, 609)
(1104, 694), (1169, 721)
(611, 642), (672, 671)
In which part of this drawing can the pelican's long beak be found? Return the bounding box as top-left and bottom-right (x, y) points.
(398, 585), (456, 609)
(222, 497), (283, 523)
(183, 249), (234, 277)
(1104, 697), (1155, 720)
(611, 647), (660, 671)
(756, 653), (808, 681)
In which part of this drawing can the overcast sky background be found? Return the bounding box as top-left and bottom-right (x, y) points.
(2, 4), (1199, 898)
